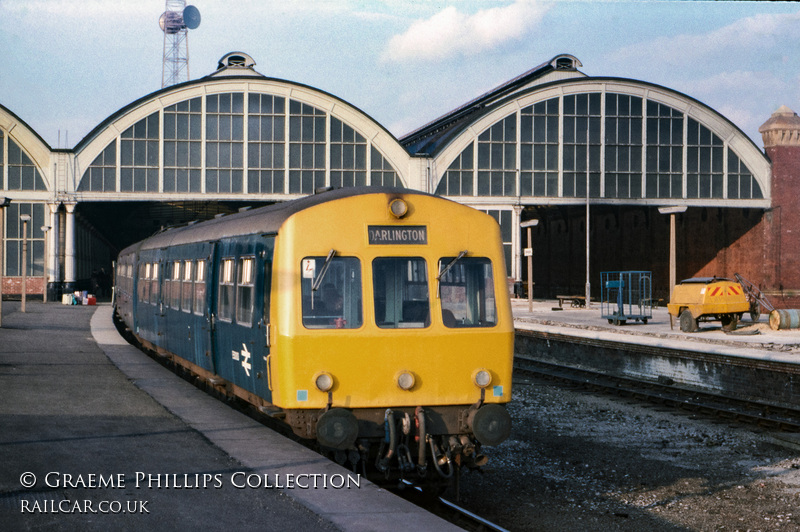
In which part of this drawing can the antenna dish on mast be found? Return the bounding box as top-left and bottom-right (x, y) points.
(159, 4), (201, 33)
(183, 5), (201, 30)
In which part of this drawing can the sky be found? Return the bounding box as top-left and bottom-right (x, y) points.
(1, 0), (798, 150)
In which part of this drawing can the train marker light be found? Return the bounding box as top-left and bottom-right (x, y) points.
(314, 372), (334, 392)
(473, 369), (492, 388)
(470, 404), (512, 446)
(316, 408), (358, 450)
(396, 371), (416, 391)
(389, 198), (408, 218)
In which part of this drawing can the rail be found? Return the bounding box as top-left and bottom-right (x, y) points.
(399, 480), (510, 532)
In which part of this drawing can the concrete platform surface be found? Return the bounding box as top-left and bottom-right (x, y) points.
(512, 299), (800, 362)
(0, 302), (461, 532)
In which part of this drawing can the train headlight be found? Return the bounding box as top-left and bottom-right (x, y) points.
(314, 372), (334, 392)
(389, 198), (408, 218)
(472, 369), (492, 388)
(396, 371), (416, 391)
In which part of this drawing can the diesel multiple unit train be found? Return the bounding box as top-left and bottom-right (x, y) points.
(114, 186), (514, 483)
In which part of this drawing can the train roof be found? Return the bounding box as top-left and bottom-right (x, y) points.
(120, 186), (443, 256)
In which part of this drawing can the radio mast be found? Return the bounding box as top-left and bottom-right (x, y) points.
(160, 1), (201, 88)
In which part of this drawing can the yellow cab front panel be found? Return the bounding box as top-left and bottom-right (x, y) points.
(268, 191), (514, 410)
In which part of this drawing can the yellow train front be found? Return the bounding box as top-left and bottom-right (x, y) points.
(271, 188), (513, 479)
(114, 187), (513, 484)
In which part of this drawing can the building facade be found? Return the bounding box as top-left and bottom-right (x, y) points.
(0, 52), (797, 307)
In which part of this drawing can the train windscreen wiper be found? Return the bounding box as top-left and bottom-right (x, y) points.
(312, 249), (337, 292)
(436, 250), (467, 297)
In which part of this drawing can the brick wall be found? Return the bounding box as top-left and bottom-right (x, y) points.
(764, 144), (800, 307)
(1, 277), (45, 297)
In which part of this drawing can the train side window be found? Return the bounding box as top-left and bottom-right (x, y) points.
(301, 256), (362, 329)
(182, 260), (193, 312)
(438, 257), (497, 328)
(144, 263), (153, 304)
(146, 262), (153, 303)
(236, 257), (255, 326)
(170, 261), (181, 310)
(193, 260), (206, 316)
(150, 263), (160, 305)
(372, 257), (430, 328)
(218, 258), (235, 321)
(163, 263), (171, 307)
(138, 263), (149, 302)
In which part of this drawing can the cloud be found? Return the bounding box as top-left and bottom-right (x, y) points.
(382, 0), (550, 63)
(680, 70), (788, 100)
(613, 11), (800, 69)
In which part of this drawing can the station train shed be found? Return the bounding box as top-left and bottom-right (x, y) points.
(1, 52), (798, 306)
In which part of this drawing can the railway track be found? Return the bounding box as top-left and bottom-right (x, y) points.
(514, 354), (800, 433)
(398, 481), (510, 532)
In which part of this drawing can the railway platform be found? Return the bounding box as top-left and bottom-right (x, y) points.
(512, 298), (800, 448)
(0, 301), (460, 531)
(511, 298), (800, 356)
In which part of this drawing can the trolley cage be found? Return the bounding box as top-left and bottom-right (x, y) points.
(600, 271), (653, 325)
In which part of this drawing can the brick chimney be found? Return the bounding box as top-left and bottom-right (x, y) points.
(759, 106), (800, 304)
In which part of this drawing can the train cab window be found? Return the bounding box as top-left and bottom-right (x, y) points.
(438, 257), (497, 328)
(301, 256), (362, 329)
(170, 261), (181, 310)
(193, 260), (206, 315)
(372, 257), (430, 328)
(236, 257), (255, 326)
(182, 260), (193, 312)
(218, 258), (235, 321)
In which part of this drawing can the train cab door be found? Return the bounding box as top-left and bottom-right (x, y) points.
(210, 237), (273, 403)
(151, 258), (166, 345)
(190, 247), (216, 374)
(258, 245), (274, 400)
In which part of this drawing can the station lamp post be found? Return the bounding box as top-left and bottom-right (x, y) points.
(19, 213), (31, 313)
(0, 197), (10, 327)
(521, 219), (539, 313)
(658, 206), (688, 314)
(41, 225), (51, 303)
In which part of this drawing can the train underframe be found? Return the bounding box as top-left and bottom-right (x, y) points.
(119, 319), (506, 490)
(285, 404), (495, 487)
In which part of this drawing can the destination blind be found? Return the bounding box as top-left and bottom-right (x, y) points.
(368, 225), (427, 245)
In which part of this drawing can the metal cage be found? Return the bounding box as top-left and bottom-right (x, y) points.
(600, 271), (653, 325)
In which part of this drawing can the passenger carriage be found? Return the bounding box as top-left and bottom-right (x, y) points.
(115, 186), (514, 481)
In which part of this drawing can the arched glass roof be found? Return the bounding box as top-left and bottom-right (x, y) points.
(73, 74), (410, 200)
(0, 104), (51, 193)
(408, 76), (770, 207)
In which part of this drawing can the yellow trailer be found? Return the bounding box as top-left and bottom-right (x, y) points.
(667, 277), (750, 333)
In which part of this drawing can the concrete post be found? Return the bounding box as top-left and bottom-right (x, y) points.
(64, 202), (77, 294)
(46, 203), (59, 301)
